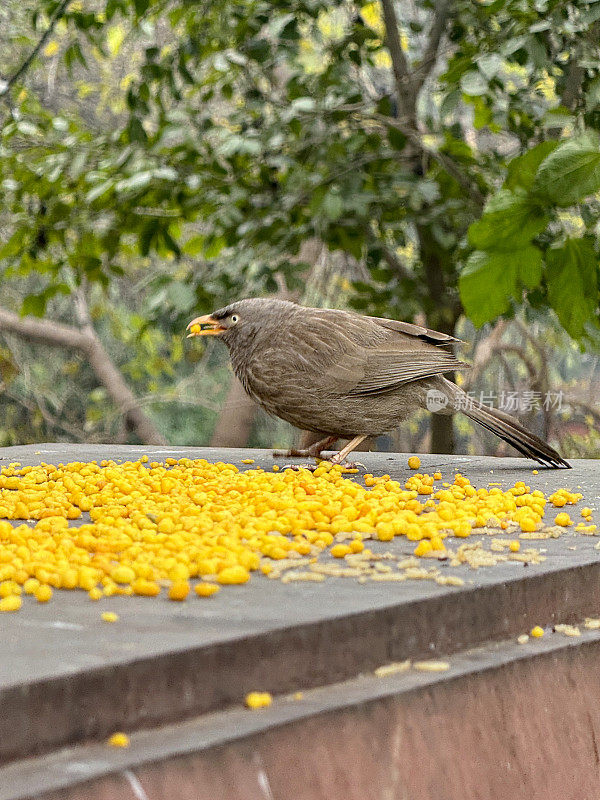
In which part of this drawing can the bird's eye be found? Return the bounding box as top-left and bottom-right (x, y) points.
(230, 314), (239, 324)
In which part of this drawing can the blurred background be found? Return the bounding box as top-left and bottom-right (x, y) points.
(0, 0), (599, 457)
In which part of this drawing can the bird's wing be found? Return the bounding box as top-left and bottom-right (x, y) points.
(344, 348), (469, 396)
(241, 308), (468, 399)
(369, 316), (463, 345)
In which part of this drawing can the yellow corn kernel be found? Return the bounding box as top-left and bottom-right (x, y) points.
(101, 611), (119, 622)
(407, 456), (421, 470)
(34, 584), (53, 603)
(530, 625), (544, 638)
(414, 540), (432, 557)
(0, 595), (21, 612)
(110, 565), (136, 584)
(376, 522), (394, 541)
(509, 540), (520, 553)
(330, 544), (351, 558)
(107, 732), (130, 748)
(217, 565), (250, 585)
(555, 513), (572, 527)
(245, 691), (272, 709)
(132, 578), (161, 597)
(519, 517), (537, 533)
(168, 580), (190, 601)
(195, 582), (220, 597)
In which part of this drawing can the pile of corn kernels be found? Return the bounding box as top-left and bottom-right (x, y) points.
(0, 454), (593, 611)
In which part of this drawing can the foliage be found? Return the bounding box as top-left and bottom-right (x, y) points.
(0, 0), (596, 339)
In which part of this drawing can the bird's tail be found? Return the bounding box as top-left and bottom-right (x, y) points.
(441, 381), (570, 469)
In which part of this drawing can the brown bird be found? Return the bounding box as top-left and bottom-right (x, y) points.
(187, 298), (569, 468)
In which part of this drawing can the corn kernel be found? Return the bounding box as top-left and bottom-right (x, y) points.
(101, 611), (119, 623)
(34, 584), (52, 603)
(168, 580), (190, 601)
(530, 625), (544, 638)
(217, 565), (250, 585)
(413, 540), (432, 557)
(407, 456), (421, 470)
(107, 732), (130, 748)
(0, 595), (21, 612)
(195, 582), (220, 597)
(330, 544), (351, 558)
(245, 691), (272, 709)
(555, 513), (572, 527)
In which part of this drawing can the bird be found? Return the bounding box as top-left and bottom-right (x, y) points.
(187, 297), (570, 469)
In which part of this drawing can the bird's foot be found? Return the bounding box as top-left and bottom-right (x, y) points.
(273, 448), (306, 458)
(323, 459), (366, 471)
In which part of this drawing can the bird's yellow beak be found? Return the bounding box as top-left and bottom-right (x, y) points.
(186, 314), (225, 337)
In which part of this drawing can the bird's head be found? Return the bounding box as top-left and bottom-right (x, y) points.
(186, 297), (296, 347)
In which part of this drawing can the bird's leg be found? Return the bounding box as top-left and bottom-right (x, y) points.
(273, 435), (338, 459)
(328, 435), (367, 465)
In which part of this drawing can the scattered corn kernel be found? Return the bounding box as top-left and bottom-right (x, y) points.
(414, 540), (432, 557)
(530, 625), (544, 638)
(554, 623), (581, 637)
(509, 540), (520, 552)
(555, 513), (572, 527)
(101, 611), (119, 623)
(413, 660), (449, 672)
(195, 582), (220, 597)
(0, 595), (21, 612)
(107, 732), (130, 748)
(245, 691), (272, 709)
(34, 584), (52, 603)
(217, 565), (250, 584)
(241, 459), (255, 465)
(374, 660), (411, 677)
(517, 634), (529, 644)
(168, 580), (190, 601)
(330, 544), (352, 558)
(0, 454), (592, 612)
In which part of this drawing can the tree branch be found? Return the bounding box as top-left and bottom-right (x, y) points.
(379, 241), (414, 283)
(367, 111), (486, 205)
(0, 0), (72, 99)
(380, 0), (417, 125)
(414, 0), (451, 92)
(0, 306), (167, 445)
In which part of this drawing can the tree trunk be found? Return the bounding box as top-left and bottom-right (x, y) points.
(417, 225), (461, 455)
(210, 375), (258, 447)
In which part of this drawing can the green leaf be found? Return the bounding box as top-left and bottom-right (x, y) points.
(533, 131), (600, 206)
(322, 190), (343, 221)
(21, 293), (48, 317)
(459, 247), (542, 327)
(468, 190), (549, 251)
(505, 142), (558, 192)
(183, 235), (205, 256)
(460, 71), (488, 96)
(546, 238), (599, 337)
